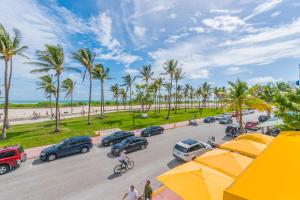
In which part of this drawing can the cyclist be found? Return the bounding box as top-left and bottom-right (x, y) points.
(118, 150), (128, 168)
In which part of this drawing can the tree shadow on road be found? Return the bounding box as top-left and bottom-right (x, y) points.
(167, 159), (183, 169)
(32, 159), (47, 165)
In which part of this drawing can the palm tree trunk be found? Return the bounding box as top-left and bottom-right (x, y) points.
(87, 73), (92, 124)
(99, 82), (102, 118)
(116, 97), (118, 111)
(101, 80), (104, 118)
(71, 91), (73, 114)
(2, 60), (9, 139)
(167, 79), (172, 119)
(55, 74), (60, 132)
(175, 81), (178, 114)
(239, 105), (243, 134)
(158, 89), (161, 113)
(184, 95), (187, 112)
(49, 95), (53, 116)
(129, 86), (132, 111)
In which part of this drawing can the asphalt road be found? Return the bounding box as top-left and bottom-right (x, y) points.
(0, 112), (261, 200)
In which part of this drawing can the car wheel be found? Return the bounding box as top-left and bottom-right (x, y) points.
(0, 164), (9, 175)
(148, 133), (151, 137)
(140, 144), (146, 150)
(109, 141), (113, 146)
(192, 156), (196, 160)
(47, 154), (57, 161)
(81, 147), (89, 153)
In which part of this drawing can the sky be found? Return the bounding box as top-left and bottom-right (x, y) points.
(0, 0), (300, 101)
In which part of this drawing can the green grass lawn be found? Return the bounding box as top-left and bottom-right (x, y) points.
(0, 108), (223, 148)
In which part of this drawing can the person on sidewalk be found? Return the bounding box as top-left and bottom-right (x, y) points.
(144, 180), (153, 200)
(122, 185), (138, 200)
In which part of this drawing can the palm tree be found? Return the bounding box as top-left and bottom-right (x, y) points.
(122, 74), (136, 111)
(154, 77), (163, 113)
(62, 78), (76, 114)
(110, 84), (120, 111)
(0, 25), (28, 139)
(163, 59), (178, 119)
(36, 75), (56, 116)
(120, 88), (127, 110)
(189, 86), (195, 108)
(139, 65), (153, 111)
(183, 84), (190, 112)
(149, 82), (158, 115)
(30, 44), (79, 132)
(72, 48), (95, 125)
(174, 67), (184, 113)
(93, 64), (111, 118)
(196, 86), (203, 111)
(227, 79), (271, 133)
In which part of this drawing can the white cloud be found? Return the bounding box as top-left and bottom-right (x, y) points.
(165, 33), (190, 43)
(89, 12), (120, 51)
(134, 25), (147, 38)
(245, 0), (283, 21)
(189, 69), (209, 79)
(271, 11), (281, 18)
(124, 66), (139, 75)
(189, 27), (205, 33)
(226, 67), (241, 75)
(209, 9), (242, 14)
(160, 28), (166, 32)
(169, 13), (177, 19)
(202, 15), (246, 32)
(90, 12), (140, 65)
(130, 0), (173, 19)
(247, 76), (281, 85)
(222, 18), (300, 46)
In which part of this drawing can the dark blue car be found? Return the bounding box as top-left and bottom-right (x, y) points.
(39, 136), (93, 161)
(203, 116), (216, 123)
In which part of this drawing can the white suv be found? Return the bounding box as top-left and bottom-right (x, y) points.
(173, 139), (212, 161)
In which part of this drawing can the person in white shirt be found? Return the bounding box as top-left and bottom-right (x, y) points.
(122, 185), (138, 200)
(118, 150), (128, 167)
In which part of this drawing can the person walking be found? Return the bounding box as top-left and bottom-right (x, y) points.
(144, 180), (153, 200)
(123, 185), (138, 200)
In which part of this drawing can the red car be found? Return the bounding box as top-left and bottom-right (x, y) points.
(245, 121), (260, 131)
(0, 145), (27, 175)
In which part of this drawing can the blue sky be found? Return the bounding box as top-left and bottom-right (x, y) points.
(0, 0), (300, 101)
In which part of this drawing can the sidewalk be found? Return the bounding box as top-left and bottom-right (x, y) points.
(24, 119), (201, 159)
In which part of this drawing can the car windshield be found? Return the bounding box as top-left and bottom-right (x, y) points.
(175, 144), (188, 153)
(120, 139), (131, 145)
(112, 131), (123, 136)
(55, 139), (68, 148)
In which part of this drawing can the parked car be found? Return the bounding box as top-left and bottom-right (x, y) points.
(111, 136), (148, 156)
(0, 145), (27, 175)
(225, 125), (240, 138)
(173, 139), (212, 161)
(219, 116), (233, 124)
(245, 121), (260, 131)
(141, 126), (164, 137)
(258, 115), (270, 123)
(39, 136), (92, 161)
(265, 127), (281, 136)
(203, 116), (216, 123)
(101, 131), (135, 146)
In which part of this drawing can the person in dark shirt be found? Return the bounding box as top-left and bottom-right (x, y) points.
(144, 180), (153, 200)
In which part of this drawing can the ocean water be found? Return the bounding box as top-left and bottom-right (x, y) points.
(2, 100), (90, 104)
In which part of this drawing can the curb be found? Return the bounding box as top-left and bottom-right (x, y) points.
(24, 118), (205, 160)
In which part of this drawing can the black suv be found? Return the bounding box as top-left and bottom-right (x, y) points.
(111, 136), (148, 156)
(101, 131), (135, 146)
(39, 136), (93, 161)
(141, 126), (164, 137)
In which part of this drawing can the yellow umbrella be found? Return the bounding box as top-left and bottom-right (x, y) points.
(219, 139), (267, 158)
(235, 133), (274, 145)
(194, 149), (253, 177)
(157, 161), (233, 200)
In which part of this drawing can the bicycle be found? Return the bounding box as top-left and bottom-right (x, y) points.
(113, 159), (134, 175)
